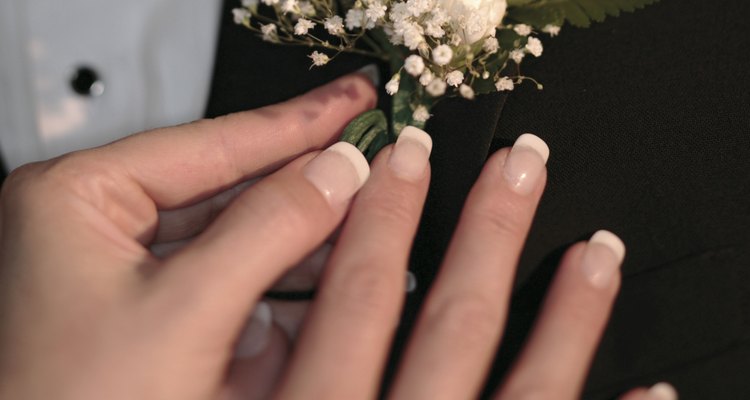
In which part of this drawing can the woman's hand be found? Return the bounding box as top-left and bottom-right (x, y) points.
(0, 72), (672, 400)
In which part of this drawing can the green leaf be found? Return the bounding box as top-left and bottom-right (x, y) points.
(508, 0), (660, 29)
(507, 0), (536, 6)
(506, 6), (564, 28)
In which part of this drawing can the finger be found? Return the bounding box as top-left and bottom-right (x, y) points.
(268, 243), (332, 292)
(219, 303), (285, 400)
(149, 142), (370, 339)
(390, 134), (549, 400)
(100, 73), (376, 209)
(495, 232), (624, 399)
(619, 388), (649, 400)
(154, 179), (257, 243)
(267, 300), (311, 341)
(277, 127), (432, 399)
(618, 383), (679, 400)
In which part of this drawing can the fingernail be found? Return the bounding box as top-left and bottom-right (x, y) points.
(304, 142), (370, 206)
(406, 271), (417, 293)
(502, 133), (549, 195)
(389, 126), (432, 181)
(356, 64), (380, 86)
(234, 302), (273, 358)
(644, 382), (678, 400)
(580, 230), (626, 289)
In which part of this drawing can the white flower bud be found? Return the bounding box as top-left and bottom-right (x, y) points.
(459, 84), (475, 99)
(412, 105), (431, 122)
(294, 18), (315, 35)
(432, 44), (453, 66)
(261, 24), (278, 42)
(324, 16), (345, 35)
(404, 55), (426, 76)
(419, 70), (435, 86)
(386, 75), (400, 95)
(542, 24), (561, 37)
(309, 51), (330, 67)
(495, 76), (514, 91)
(510, 49), (525, 64)
(426, 78), (447, 96)
(445, 70), (464, 87)
(525, 37), (543, 57)
(483, 37), (499, 54)
(513, 24), (532, 36)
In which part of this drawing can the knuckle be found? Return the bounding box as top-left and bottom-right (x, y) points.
(426, 295), (502, 348)
(247, 183), (314, 234)
(360, 188), (421, 229)
(498, 386), (557, 400)
(328, 262), (400, 318)
(463, 194), (528, 238)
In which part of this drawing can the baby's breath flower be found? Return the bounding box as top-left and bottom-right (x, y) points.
(510, 49), (525, 64)
(459, 84), (475, 99)
(495, 76), (514, 91)
(281, 0), (298, 14)
(483, 37), (499, 54)
(232, 8), (251, 25)
(386, 75), (401, 95)
(426, 78), (447, 96)
(346, 8), (365, 30)
(482, 71), (490, 79)
(446, 70), (464, 87)
(419, 70), (435, 86)
(513, 24), (532, 36)
(261, 23), (278, 42)
(542, 24), (561, 37)
(261, 0), (280, 6)
(294, 18), (315, 35)
(412, 105), (431, 122)
(525, 37), (543, 57)
(366, 1), (387, 24)
(450, 33), (462, 46)
(402, 23), (426, 50)
(324, 16), (345, 35)
(298, 1), (316, 16)
(242, 0), (259, 7)
(309, 51), (330, 66)
(404, 55), (426, 76)
(432, 44), (453, 66)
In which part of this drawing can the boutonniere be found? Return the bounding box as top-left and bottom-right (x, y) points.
(233, 0), (657, 159)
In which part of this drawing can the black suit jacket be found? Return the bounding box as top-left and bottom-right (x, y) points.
(205, 0), (750, 398)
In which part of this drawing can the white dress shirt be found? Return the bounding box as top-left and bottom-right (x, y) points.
(0, 0), (222, 170)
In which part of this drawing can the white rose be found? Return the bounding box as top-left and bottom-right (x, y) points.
(437, 0), (506, 44)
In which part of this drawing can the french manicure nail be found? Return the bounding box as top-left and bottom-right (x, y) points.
(580, 230), (626, 289)
(644, 382), (678, 400)
(234, 302), (273, 358)
(356, 64), (380, 86)
(502, 133), (549, 195)
(304, 142), (370, 206)
(406, 271), (417, 293)
(389, 126), (432, 181)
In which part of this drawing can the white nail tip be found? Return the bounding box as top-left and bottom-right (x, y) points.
(590, 230), (626, 263)
(399, 126), (433, 154)
(356, 64), (381, 86)
(327, 142), (370, 186)
(234, 301), (273, 358)
(514, 133), (550, 163)
(647, 382), (678, 400)
(406, 271), (417, 293)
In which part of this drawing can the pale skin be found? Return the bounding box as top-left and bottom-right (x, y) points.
(0, 73), (658, 399)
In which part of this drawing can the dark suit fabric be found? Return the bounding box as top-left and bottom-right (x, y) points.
(206, 0), (750, 398)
